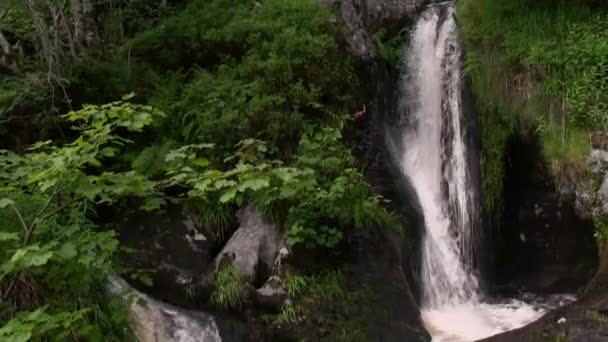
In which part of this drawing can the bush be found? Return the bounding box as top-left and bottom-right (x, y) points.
(459, 0), (608, 217)
(132, 0), (355, 156)
(0, 97), (162, 340)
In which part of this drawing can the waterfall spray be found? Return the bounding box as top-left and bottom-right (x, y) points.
(396, 3), (574, 341)
(399, 4), (480, 309)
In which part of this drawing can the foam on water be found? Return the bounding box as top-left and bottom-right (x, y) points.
(422, 294), (575, 341)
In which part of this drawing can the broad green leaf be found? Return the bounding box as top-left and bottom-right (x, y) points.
(0, 232), (19, 241)
(237, 178), (270, 192)
(192, 158), (209, 168)
(140, 197), (166, 211)
(0, 198), (15, 208)
(57, 242), (77, 259)
(219, 187), (238, 203)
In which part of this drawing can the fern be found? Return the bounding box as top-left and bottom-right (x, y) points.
(131, 141), (175, 178)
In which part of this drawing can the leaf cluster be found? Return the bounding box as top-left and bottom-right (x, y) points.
(0, 97), (161, 340)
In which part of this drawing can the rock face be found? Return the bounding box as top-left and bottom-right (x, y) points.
(495, 134), (598, 293)
(104, 205), (214, 307)
(345, 32), (431, 341)
(320, 0), (426, 59)
(481, 286), (608, 342)
(108, 275), (225, 342)
(212, 205), (282, 282)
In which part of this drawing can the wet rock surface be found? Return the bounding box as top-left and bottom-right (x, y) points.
(255, 276), (287, 311)
(108, 275), (248, 342)
(481, 287), (608, 342)
(104, 204), (214, 307)
(346, 49), (431, 341)
(495, 134), (598, 293)
(320, 0), (426, 59)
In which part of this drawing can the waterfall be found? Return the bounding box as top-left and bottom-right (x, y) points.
(399, 4), (480, 309)
(397, 3), (574, 341)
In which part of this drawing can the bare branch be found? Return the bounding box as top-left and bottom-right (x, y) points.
(9, 204), (29, 237)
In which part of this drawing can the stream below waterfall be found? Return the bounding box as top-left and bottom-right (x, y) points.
(397, 3), (575, 341)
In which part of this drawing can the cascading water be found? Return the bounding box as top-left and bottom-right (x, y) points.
(397, 3), (574, 341)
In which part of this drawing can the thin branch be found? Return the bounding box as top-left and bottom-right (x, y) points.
(39, 198), (78, 222)
(9, 204), (29, 236)
(24, 182), (62, 244)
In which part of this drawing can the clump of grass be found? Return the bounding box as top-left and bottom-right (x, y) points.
(540, 127), (590, 162)
(210, 264), (246, 309)
(274, 270), (344, 326)
(585, 310), (608, 324)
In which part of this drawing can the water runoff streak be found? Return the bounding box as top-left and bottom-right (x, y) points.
(398, 3), (574, 341)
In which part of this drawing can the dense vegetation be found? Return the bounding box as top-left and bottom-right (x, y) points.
(0, 0), (400, 339)
(458, 0), (608, 222)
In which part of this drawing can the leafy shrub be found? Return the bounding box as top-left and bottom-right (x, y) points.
(162, 125), (401, 250)
(0, 96), (162, 340)
(132, 140), (176, 179)
(132, 0), (355, 156)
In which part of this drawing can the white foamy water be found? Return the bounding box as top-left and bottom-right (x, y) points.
(398, 3), (574, 341)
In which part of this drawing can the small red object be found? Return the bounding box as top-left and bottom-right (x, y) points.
(354, 104), (366, 119)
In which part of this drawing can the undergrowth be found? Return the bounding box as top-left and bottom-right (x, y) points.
(459, 0), (608, 219)
(210, 263), (247, 309)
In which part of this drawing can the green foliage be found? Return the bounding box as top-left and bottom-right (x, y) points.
(375, 29), (403, 67)
(586, 309), (608, 324)
(0, 97), (161, 340)
(538, 124), (590, 162)
(593, 215), (608, 241)
(275, 270), (344, 325)
(162, 126), (401, 250)
(134, 0), (354, 155)
(459, 0), (608, 219)
(183, 199), (235, 241)
(210, 264), (246, 309)
(132, 140), (176, 179)
(279, 127), (402, 248)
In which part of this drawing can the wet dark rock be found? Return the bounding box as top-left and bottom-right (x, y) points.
(255, 276), (287, 311)
(344, 47), (431, 341)
(105, 205), (214, 307)
(348, 224), (432, 342)
(496, 134), (598, 293)
(481, 287), (608, 342)
(320, 0), (426, 59)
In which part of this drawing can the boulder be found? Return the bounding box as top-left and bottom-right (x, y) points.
(587, 149), (608, 177)
(212, 205), (282, 281)
(103, 205), (214, 307)
(255, 276), (287, 310)
(598, 175), (608, 214)
(319, 0), (426, 59)
(107, 275), (222, 342)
